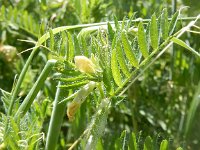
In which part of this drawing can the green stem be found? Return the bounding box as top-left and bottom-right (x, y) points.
(4, 47), (39, 146)
(45, 81), (67, 150)
(8, 48), (38, 117)
(14, 59), (57, 118)
(38, 17), (197, 45)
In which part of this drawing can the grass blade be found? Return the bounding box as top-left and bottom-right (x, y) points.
(184, 81), (200, 137)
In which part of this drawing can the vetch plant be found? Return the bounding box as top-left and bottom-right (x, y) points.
(0, 4), (200, 149)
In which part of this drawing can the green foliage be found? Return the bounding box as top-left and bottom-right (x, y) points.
(0, 5), (39, 39)
(138, 22), (149, 58)
(0, 1), (200, 150)
(0, 91), (47, 149)
(150, 14), (159, 50)
(121, 30), (139, 68)
(111, 48), (123, 87)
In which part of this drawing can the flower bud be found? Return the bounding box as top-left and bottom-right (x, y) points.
(74, 56), (96, 74)
(67, 101), (80, 121)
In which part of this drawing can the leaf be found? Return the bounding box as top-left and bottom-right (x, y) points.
(28, 15), (33, 32)
(0, 89), (12, 113)
(107, 22), (115, 41)
(169, 11), (179, 35)
(39, 21), (46, 39)
(23, 11), (29, 29)
(74, 35), (81, 55)
(146, 22), (151, 51)
(10, 118), (20, 141)
(81, 36), (88, 56)
(121, 16), (126, 30)
(114, 16), (120, 30)
(171, 37), (200, 57)
(159, 140), (168, 150)
(59, 80), (89, 89)
(111, 48), (123, 87)
(13, 7), (18, 23)
(77, 26), (98, 40)
(91, 36), (98, 54)
(116, 42), (130, 77)
(121, 30), (139, 68)
(58, 75), (87, 83)
(96, 139), (103, 150)
(121, 130), (128, 150)
(138, 22), (149, 58)
(184, 81), (200, 136)
(150, 13), (158, 50)
(49, 29), (55, 51)
(0, 5), (5, 20)
(7, 6), (13, 20)
(102, 66), (114, 94)
(60, 31), (67, 56)
(157, 16), (162, 45)
(161, 8), (169, 40)
(127, 13), (136, 28)
(81, 0), (88, 22)
(67, 32), (75, 61)
(144, 136), (153, 150)
(176, 147), (183, 150)
(115, 130), (128, 150)
(111, 34), (117, 50)
(129, 132), (138, 150)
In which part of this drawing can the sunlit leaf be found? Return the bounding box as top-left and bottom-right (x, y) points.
(150, 14), (158, 50)
(159, 140), (168, 150)
(111, 48), (123, 87)
(121, 30), (139, 68)
(169, 11), (179, 35)
(138, 22), (149, 58)
(116, 42), (130, 77)
(171, 37), (200, 57)
(161, 8), (169, 40)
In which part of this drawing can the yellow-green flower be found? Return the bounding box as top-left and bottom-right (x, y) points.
(74, 56), (96, 74)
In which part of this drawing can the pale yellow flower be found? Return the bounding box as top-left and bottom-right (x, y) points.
(74, 56), (96, 74)
(67, 101), (80, 121)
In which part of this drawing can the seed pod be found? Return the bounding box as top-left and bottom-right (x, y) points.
(74, 56), (96, 74)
